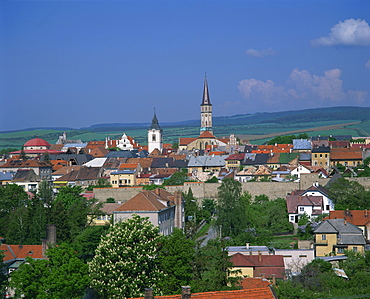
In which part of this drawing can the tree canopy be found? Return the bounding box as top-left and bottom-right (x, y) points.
(9, 243), (90, 299)
(89, 215), (165, 298)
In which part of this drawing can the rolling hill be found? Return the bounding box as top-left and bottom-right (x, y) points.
(1, 106), (370, 150)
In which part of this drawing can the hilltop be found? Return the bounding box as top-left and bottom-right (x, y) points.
(1, 106), (370, 150)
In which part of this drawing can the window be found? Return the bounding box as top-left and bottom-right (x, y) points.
(326, 205), (330, 211)
(338, 247), (345, 254)
(300, 207), (304, 212)
(152, 134), (156, 141)
(322, 235), (326, 240)
(353, 247), (358, 252)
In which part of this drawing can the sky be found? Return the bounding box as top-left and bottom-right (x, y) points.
(1, 0), (370, 131)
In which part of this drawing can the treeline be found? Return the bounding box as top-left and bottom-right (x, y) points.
(215, 178), (293, 246)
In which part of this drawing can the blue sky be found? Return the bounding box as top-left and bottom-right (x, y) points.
(1, 0), (370, 131)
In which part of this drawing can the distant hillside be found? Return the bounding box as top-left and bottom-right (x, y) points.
(84, 106), (370, 130)
(1, 106), (369, 149)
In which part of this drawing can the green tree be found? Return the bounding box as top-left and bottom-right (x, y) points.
(50, 186), (103, 243)
(163, 171), (188, 186)
(205, 176), (218, 183)
(142, 184), (166, 191)
(193, 239), (241, 293)
(0, 184), (28, 238)
(328, 178), (370, 209)
(216, 178), (246, 238)
(72, 225), (109, 263)
(0, 250), (7, 296)
(9, 243), (90, 299)
(158, 228), (195, 295)
(89, 215), (165, 298)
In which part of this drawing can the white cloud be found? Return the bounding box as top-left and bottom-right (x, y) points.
(366, 60), (370, 68)
(238, 68), (368, 107)
(311, 18), (370, 46)
(245, 47), (277, 58)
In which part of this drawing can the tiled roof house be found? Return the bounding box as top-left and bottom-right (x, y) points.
(113, 189), (184, 235)
(314, 218), (366, 256)
(230, 253), (285, 279)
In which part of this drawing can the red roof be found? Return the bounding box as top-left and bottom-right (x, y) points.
(0, 244), (43, 262)
(327, 210), (370, 226)
(230, 253), (285, 279)
(199, 130), (216, 138)
(129, 288), (276, 299)
(23, 137), (50, 147)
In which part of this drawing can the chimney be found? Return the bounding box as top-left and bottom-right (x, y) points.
(259, 252), (262, 262)
(261, 273), (266, 279)
(181, 286), (191, 299)
(246, 243), (249, 249)
(144, 288), (153, 299)
(272, 274), (276, 285)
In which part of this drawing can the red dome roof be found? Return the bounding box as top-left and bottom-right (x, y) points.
(24, 137), (51, 147)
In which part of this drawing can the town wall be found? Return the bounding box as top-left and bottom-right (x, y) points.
(93, 176), (370, 203)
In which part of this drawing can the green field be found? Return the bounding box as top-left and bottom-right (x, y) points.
(1, 107), (370, 150)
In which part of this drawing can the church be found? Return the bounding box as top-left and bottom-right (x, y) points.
(178, 76), (237, 152)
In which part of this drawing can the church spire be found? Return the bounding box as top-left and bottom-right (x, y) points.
(200, 74), (213, 133)
(202, 74), (211, 106)
(150, 108), (161, 130)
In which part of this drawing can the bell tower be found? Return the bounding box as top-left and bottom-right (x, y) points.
(148, 109), (163, 154)
(200, 74), (213, 133)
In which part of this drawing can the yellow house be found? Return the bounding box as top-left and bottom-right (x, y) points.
(314, 219), (366, 257)
(110, 170), (137, 187)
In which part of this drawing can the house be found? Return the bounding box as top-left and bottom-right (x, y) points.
(55, 167), (102, 187)
(311, 136), (329, 148)
(12, 169), (40, 192)
(230, 253), (285, 279)
(227, 244), (271, 256)
(110, 169), (137, 187)
(286, 195), (324, 223)
(278, 152), (299, 167)
(300, 184), (334, 213)
(113, 189), (184, 235)
(0, 160), (53, 180)
(290, 164), (311, 179)
(47, 153), (94, 166)
(241, 153), (269, 168)
(271, 166), (291, 182)
(311, 146), (330, 169)
(326, 210), (370, 242)
(314, 218), (366, 256)
(292, 139), (312, 152)
(0, 244), (44, 275)
(91, 203), (121, 226)
(187, 155), (227, 174)
(224, 153), (246, 170)
(273, 249), (314, 276)
(51, 165), (82, 181)
(128, 285), (277, 299)
(330, 148), (362, 167)
(0, 171), (15, 185)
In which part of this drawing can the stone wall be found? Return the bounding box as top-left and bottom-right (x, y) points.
(93, 175), (370, 203)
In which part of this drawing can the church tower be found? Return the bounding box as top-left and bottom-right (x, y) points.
(148, 109), (163, 154)
(200, 75), (213, 133)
